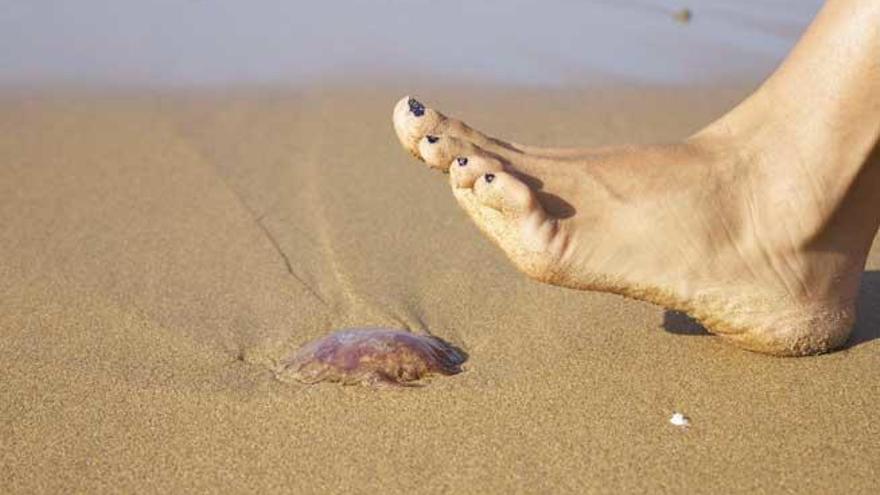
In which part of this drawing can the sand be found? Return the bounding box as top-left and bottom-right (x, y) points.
(1, 85), (878, 493)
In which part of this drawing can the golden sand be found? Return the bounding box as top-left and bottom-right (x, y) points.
(1, 86), (878, 492)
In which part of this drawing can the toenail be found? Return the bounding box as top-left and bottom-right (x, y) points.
(426, 135), (439, 144)
(457, 157), (468, 166)
(408, 98), (425, 117)
(484, 173), (495, 183)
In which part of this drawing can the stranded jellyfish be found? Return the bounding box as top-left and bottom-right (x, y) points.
(276, 328), (466, 387)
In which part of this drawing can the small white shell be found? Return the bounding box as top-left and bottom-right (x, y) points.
(670, 412), (691, 427)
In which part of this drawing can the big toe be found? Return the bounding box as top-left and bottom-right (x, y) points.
(392, 96), (446, 159)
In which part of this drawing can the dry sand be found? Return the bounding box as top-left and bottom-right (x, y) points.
(1, 85), (878, 493)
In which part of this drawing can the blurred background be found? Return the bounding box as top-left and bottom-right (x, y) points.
(0, 0), (823, 88)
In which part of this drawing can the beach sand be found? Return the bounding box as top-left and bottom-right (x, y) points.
(1, 86), (878, 493)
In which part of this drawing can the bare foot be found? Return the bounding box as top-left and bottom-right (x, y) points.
(391, 1), (880, 356)
(392, 91), (879, 356)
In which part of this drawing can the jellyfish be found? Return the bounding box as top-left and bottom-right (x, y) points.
(276, 328), (466, 387)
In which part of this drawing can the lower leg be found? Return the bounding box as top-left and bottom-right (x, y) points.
(700, 0), (880, 230)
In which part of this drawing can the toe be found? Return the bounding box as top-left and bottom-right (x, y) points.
(473, 171), (536, 215)
(452, 171), (567, 280)
(418, 135), (479, 171)
(393, 96), (446, 159)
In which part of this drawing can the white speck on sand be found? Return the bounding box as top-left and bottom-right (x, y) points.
(670, 412), (691, 427)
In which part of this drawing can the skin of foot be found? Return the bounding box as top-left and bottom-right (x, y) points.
(391, 0), (880, 356)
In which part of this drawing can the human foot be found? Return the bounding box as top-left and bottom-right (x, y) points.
(392, 96), (879, 356)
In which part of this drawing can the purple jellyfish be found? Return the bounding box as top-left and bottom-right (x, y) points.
(277, 328), (467, 387)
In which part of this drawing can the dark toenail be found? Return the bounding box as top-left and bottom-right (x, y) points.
(408, 98), (425, 117)
(457, 157), (468, 166)
(485, 173), (495, 183)
(426, 135), (439, 144)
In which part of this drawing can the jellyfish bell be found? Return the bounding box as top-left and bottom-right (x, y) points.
(276, 328), (466, 387)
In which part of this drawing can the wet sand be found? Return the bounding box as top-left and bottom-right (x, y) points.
(1, 86), (878, 493)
